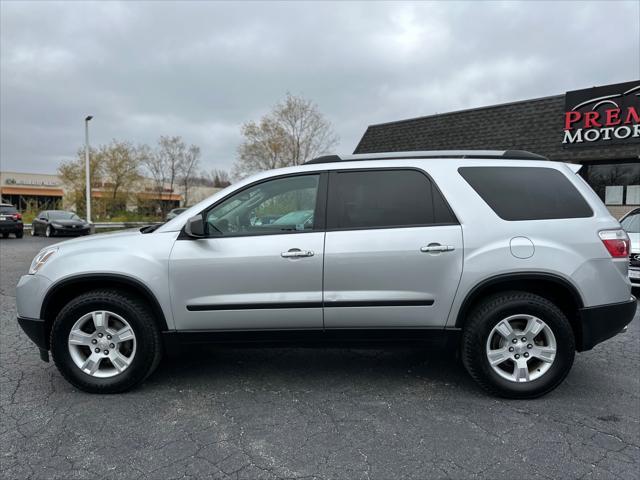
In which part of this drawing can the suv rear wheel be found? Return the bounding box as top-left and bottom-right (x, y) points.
(50, 289), (162, 393)
(462, 291), (575, 399)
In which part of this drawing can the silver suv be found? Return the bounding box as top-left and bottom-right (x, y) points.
(16, 150), (637, 398)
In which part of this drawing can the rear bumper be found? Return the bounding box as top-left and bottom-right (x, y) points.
(0, 223), (23, 232)
(578, 296), (637, 351)
(629, 267), (640, 287)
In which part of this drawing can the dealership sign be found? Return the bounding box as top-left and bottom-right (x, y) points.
(563, 80), (640, 147)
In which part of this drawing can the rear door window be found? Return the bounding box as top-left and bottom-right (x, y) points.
(327, 169), (457, 229)
(0, 206), (18, 214)
(459, 166), (593, 221)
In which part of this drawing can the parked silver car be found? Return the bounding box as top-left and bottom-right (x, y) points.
(16, 150), (636, 397)
(165, 207), (188, 221)
(620, 208), (640, 287)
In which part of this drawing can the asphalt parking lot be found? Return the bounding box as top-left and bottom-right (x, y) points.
(1, 235), (639, 480)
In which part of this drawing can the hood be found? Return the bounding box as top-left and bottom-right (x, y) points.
(50, 219), (86, 226)
(50, 228), (142, 249)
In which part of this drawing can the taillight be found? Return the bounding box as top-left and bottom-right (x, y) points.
(598, 229), (630, 258)
(14, 213), (22, 220)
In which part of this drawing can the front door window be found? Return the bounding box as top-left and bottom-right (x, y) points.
(205, 174), (320, 236)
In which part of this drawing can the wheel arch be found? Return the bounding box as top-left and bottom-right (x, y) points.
(455, 272), (585, 347)
(40, 274), (169, 348)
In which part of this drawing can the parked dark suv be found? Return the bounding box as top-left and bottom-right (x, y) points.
(0, 203), (24, 238)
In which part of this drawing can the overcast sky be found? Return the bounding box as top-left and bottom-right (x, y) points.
(1, 0), (639, 174)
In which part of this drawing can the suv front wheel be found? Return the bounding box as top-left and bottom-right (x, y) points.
(50, 289), (162, 393)
(462, 291), (575, 399)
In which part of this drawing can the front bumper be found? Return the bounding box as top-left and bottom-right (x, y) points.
(578, 296), (637, 351)
(17, 316), (49, 361)
(52, 226), (89, 236)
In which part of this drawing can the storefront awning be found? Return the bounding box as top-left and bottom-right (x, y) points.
(136, 192), (182, 201)
(0, 186), (64, 197)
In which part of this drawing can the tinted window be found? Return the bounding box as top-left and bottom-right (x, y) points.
(327, 169), (456, 229)
(459, 167), (593, 221)
(0, 205), (17, 214)
(48, 211), (77, 220)
(205, 174), (320, 236)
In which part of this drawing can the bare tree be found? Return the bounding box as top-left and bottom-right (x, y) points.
(140, 143), (168, 215)
(276, 93), (339, 166)
(233, 93), (338, 178)
(157, 136), (185, 203)
(178, 145), (201, 206)
(142, 136), (203, 214)
(209, 168), (232, 188)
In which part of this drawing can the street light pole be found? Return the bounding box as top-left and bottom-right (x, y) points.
(84, 115), (93, 223)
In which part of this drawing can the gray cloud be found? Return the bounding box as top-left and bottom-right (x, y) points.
(1, 0), (638, 174)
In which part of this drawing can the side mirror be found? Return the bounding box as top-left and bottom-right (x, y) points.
(184, 215), (205, 238)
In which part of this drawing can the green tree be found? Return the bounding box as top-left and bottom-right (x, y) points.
(99, 140), (142, 210)
(57, 148), (103, 218)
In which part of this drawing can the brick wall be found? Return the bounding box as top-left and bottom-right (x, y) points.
(607, 205), (635, 220)
(354, 95), (640, 163)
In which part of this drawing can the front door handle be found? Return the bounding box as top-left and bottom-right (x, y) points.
(420, 244), (455, 253)
(281, 248), (314, 258)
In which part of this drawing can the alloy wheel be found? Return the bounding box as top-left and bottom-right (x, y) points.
(485, 314), (557, 383)
(67, 310), (137, 378)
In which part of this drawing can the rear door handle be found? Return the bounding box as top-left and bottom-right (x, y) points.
(281, 248), (314, 258)
(420, 244), (455, 253)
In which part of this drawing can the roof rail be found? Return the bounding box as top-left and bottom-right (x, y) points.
(501, 150), (548, 160)
(304, 155), (342, 165)
(305, 150), (548, 164)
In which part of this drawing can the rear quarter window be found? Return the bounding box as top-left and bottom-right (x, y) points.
(459, 166), (593, 221)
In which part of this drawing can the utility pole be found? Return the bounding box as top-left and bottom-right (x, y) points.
(84, 115), (93, 222)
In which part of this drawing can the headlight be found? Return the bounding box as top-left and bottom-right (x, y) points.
(51, 222), (62, 228)
(28, 247), (58, 275)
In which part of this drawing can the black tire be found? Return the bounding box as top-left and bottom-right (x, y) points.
(45, 225), (54, 237)
(15, 231), (23, 238)
(50, 289), (163, 393)
(31, 224), (37, 236)
(461, 291), (575, 399)
(1, 233), (8, 239)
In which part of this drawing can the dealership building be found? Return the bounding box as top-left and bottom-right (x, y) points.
(355, 80), (640, 218)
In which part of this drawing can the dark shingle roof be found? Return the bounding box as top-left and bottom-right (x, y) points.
(354, 95), (640, 162)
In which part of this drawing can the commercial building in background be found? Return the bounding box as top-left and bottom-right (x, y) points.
(0, 171), (220, 215)
(0, 172), (64, 211)
(355, 80), (640, 218)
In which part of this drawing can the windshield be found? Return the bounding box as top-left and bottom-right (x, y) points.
(621, 213), (640, 233)
(48, 211), (81, 220)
